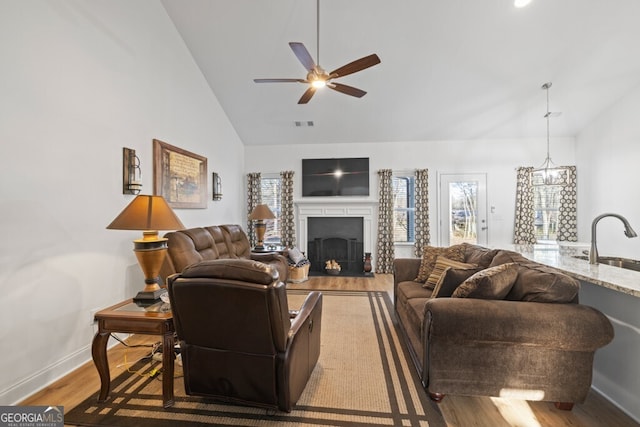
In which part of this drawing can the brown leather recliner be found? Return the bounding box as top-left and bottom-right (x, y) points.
(167, 258), (323, 412)
(160, 224), (289, 283)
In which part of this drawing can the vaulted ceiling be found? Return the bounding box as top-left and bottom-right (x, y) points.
(161, 0), (640, 146)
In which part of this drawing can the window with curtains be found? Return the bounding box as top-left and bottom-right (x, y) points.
(533, 184), (561, 241)
(261, 175), (282, 244)
(392, 175), (415, 243)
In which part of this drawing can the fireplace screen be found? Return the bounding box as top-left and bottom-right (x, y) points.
(307, 217), (364, 275)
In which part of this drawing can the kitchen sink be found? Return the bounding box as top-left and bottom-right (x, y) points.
(573, 255), (640, 272)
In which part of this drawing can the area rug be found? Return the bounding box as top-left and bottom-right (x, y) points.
(66, 290), (445, 427)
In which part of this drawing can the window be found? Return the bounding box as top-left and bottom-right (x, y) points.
(392, 175), (415, 243)
(260, 176), (282, 244)
(533, 184), (561, 241)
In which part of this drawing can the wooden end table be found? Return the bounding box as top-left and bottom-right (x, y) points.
(91, 299), (175, 408)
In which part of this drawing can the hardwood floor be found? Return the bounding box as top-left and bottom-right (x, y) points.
(21, 274), (638, 427)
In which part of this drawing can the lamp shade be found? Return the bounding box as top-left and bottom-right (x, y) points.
(107, 195), (185, 231)
(248, 204), (276, 220)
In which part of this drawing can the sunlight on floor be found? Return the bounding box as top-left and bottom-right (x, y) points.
(490, 397), (542, 427)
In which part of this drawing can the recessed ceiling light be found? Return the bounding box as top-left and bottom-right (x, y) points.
(514, 0), (532, 8)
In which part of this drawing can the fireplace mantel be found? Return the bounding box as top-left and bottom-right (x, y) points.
(295, 199), (378, 259)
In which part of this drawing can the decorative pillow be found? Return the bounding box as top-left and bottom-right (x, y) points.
(432, 265), (483, 298)
(461, 243), (499, 268)
(287, 246), (306, 265)
(452, 263), (518, 299)
(505, 262), (579, 303)
(425, 256), (477, 291)
(415, 244), (465, 286)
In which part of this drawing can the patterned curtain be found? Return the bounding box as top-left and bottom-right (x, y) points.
(376, 169), (395, 273)
(557, 166), (578, 242)
(513, 167), (536, 244)
(413, 169), (430, 257)
(246, 172), (262, 247)
(280, 170), (296, 247)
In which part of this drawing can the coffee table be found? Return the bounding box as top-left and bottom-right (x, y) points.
(91, 299), (175, 408)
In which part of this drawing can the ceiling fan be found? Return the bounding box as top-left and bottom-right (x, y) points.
(253, 0), (381, 104)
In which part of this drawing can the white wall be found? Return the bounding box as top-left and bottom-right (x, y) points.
(575, 83), (640, 422)
(245, 136), (575, 253)
(0, 1), (245, 404)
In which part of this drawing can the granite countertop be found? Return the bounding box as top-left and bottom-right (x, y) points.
(508, 243), (640, 298)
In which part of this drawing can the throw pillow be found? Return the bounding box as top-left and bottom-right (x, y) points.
(288, 246), (306, 265)
(426, 256), (477, 292)
(505, 262), (579, 303)
(432, 265), (484, 298)
(452, 263), (518, 299)
(415, 244), (465, 286)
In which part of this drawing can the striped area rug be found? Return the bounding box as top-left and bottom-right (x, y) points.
(65, 291), (445, 426)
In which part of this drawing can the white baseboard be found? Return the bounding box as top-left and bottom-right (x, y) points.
(591, 385), (640, 424)
(2, 335), (126, 406)
(1, 345), (91, 406)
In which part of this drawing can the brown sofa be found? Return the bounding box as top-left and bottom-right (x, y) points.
(160, 224), (289, 283)
(393, 243), (614, 410)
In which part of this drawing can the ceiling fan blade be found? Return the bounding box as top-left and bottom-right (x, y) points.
(254, 78), (306, 83)
(329, 54), (381, 78)
(289, 42), (316, 72)
(298, 87), (316, 104)
(329, 82), (367, 98)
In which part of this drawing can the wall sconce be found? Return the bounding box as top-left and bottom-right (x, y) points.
(212, 172), (223, 201)
(123, 147), (142, 195)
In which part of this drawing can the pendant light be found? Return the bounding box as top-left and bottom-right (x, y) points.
(532, 82), (570, 186)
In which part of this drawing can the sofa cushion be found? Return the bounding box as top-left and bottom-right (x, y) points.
(462, 243), (499, 267)
(489, 249), (529, 266)
(166, 228), (219, 272)
(397, 281), (434, 305)
(432, 265), (484, 298)
(205, 226), (232, 258)
(221, 224), (252, 258)
(452, 263), (518, 299)
(425, 256), (477, 291)
(415, 244), (465, 286)
(406, 298), (429, 333)
(506, 262), (580, 303)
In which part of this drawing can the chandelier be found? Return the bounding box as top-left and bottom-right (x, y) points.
(532, 82), (570, 186)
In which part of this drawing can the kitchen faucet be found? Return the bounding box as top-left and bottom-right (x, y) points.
(589, 213), (638, 264)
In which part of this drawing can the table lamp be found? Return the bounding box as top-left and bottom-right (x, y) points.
(107, 195), (185, 302)
(248, 204), (275, 249)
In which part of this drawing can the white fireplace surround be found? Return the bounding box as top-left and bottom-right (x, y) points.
(295, 199), (378, 262)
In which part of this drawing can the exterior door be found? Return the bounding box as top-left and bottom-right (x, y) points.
(439, 173), (488, 246)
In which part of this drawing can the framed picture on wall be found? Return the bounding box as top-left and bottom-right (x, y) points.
(153, 139), (207, 209)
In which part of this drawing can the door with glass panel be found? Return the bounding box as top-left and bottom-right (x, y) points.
(439, 173), (487, 246)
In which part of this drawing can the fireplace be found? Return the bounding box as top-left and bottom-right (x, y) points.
(307, 217), (364, 274)
(295, 199), (377, 275)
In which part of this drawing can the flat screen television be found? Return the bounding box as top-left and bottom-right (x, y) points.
(302, 157), (369, 197)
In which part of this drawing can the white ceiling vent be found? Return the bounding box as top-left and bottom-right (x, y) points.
(295, 121), (314, 127)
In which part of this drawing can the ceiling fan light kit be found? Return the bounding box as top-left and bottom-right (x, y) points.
(254, 0), (380, 104)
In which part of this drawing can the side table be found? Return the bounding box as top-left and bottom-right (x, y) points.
(91, 299), (175, 408)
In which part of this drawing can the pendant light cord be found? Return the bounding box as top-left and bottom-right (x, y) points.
(316, 0), (320, 65)
(545, 84), (551, 163)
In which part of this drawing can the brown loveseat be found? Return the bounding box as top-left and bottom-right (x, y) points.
(393, 243), (614, 410)
(160, 224), (289, 283)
